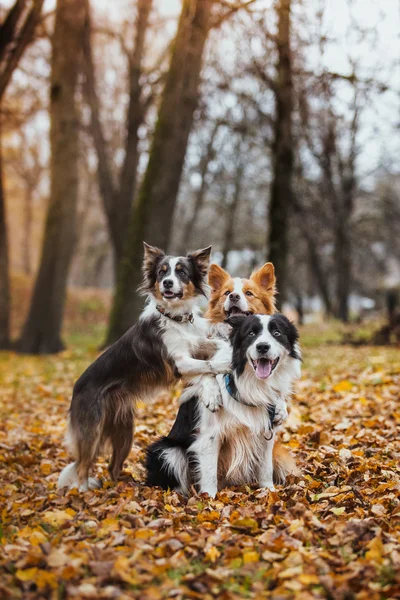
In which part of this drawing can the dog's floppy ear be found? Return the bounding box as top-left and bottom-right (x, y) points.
(208, 263), (230, 291)
(187, 246), (212, 276)
(143, 242), (165, 266)
(224, 315), (246, 329)
(250, 262), (276, 292)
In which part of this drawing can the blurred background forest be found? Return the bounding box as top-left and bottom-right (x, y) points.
(0, 0), (399, 354)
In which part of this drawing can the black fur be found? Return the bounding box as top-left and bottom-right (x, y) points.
(145, 398), (199, 490)
(268, 314), (300, 360)
(227, 315), (263, 377)
(145, 313), (300, 493)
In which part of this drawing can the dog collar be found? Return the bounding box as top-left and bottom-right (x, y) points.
(223, 373), (276, 431)
(156, 305), (194, 324)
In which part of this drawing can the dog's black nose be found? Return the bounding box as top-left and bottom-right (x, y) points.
(163, 279), (173, 289)
(229, 293), (240, 302)
(256, 343), (270, 354)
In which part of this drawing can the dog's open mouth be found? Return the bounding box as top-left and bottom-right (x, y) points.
(251, 357), (279, 379)
(225, 306), (252, 317)
(162, 291), (183, 300)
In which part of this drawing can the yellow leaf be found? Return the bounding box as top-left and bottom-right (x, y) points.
(113, 556), (137, 585)
(198, 510), (220, 522)
(29, 531), (48, 546)
(135, 528), (154, 539)
(40, 460), (53, 475)
(333, 380), (353, 392)
(100, 518), (119, 531)
(16, 567), (38, 582)
(43, 509), (76, 526)
(299, 574), (319, 585)
(243, 551), (259, 564)
(205, 546), (220, 563)
(230, 517), (258, 531)
(365, 536), (384, 564)
(35, 570), (58, 590)
(330, 507), (346, 516)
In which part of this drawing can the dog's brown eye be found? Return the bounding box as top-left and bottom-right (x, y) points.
(248, 331), (255, 336)
(224, 290), (230, 296)
(245, 291), (253, 296)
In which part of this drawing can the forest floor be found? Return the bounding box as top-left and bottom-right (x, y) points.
(0, 285), (399, 599)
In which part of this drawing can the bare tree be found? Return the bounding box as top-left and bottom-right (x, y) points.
(180, 121), (220, 254)
(106, 0), (214, 344)
(0, 0), (45, 348)
(267, 0), (293, 307)
(17, 0), (85, 354)
(82, 0), (153, 272)
(221, 144), (245, 269)
(0, 0), (44, 100)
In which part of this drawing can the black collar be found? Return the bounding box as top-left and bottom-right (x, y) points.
(224, 373), (276, 430)
(156, 304), (194, 324)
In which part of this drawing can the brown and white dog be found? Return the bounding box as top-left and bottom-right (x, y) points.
(206, 262), (277, 325)
(181, 262), (298, 483)
(58, 244), (232, 491)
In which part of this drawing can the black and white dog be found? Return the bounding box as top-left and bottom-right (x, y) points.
(146, 314), (301, 497)
(58, 243), (231, 491)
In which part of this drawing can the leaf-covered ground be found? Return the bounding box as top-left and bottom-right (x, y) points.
(0, 333), (399, 600)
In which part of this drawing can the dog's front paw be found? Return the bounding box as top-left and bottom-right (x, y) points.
(259, 481), (276, 492)
(201, 378), (223, 412)
(203, 391), (223, 413)
(200, 486), (218, 498)
(273, 403), (288, 427)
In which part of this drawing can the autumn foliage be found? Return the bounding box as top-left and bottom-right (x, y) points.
(0, 332), (399, 599)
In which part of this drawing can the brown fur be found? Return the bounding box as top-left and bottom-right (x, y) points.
(206, 263), (276, 324)
(205, 262), (298, 484)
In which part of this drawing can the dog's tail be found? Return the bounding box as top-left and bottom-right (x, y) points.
(273, 442), (300, 484)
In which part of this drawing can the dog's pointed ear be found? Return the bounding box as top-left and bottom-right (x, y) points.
(143, 242), (165, 267)
(224, 315), (246, 329)
(187, 246), (212, 276)
(208, 263), (230, 291)
(250, 262), (276, 292)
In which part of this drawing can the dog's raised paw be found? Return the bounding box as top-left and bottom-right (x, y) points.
(204, 395), (222, 412)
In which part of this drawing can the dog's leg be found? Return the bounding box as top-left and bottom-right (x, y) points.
(58, 421), (102, 491)
(75, 429), (102, 491)
(191, 432), (220, 498)
(108, 415), (134, 482)
(175, 341), (232, 378)
(258, 433), (276, 491)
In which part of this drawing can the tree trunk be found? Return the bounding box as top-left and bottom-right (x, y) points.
(16, 0), (85, 354)
(334, 216), (351, 322)
(221, 162), (244, 270)
(0, 123), (11, 349)
(106, 0), (213, 344)
(22, 184), (33, 275)
(291, 194), (333, 316)
(82, 0), (152, 274)
(0, 0), (45, 101)
(267, 0), (293, 309)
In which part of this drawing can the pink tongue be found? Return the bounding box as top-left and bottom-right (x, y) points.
(256, 359), (272, 379)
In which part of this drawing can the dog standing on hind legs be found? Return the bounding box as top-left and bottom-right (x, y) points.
(58, 243), (232, 492)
